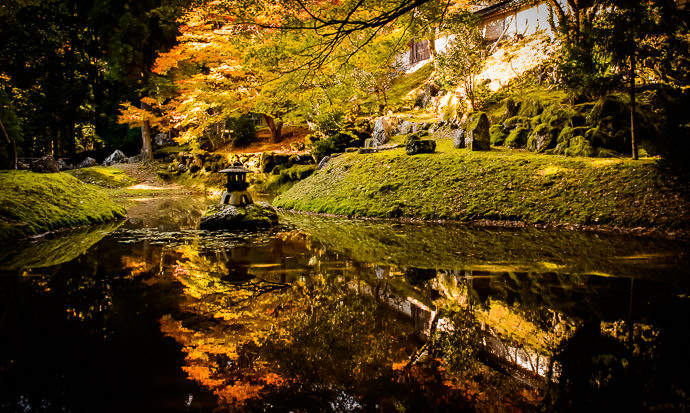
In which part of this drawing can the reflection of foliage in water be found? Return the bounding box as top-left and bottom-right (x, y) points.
(161, 244), (545, 411)
(0, 220), (123, 270)
(141, 214), (690, 411)
(283, 212), (690, 280)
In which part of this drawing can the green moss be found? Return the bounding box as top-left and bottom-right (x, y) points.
(564, 136), (596, 157)
(0, 220), (123, 270)
(255, 164), (316, 194)
(67, 166), (139, 188)
(154, 144), (189, 157)
(466, 111), (488, 130)
(0, 171), (127, 242)
(503, 116), (529, 131)
(274, 147), (690, 231)
(490, 125), (508, 146)
(517, 98), (544, 118)
(282, 213), (689, 279)
(505, 127), (530, 148)
(383, 63), (434, 110)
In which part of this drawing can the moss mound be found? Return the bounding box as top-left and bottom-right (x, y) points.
(274, 148), (690, 232)
(0, 170), (127, 242)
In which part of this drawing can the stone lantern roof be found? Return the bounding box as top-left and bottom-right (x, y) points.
(219, 162), (252, 174)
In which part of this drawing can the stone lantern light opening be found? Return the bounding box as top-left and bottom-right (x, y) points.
(218, 162), (253, 206)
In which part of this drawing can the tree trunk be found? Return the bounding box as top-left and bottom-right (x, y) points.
(0, 118), (17, 169)
(141, 119), (153, 162)
(263, 114), (283, 142)
(630, 52), (638, 160)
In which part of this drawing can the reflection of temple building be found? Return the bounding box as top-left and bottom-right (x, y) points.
(352, 266), (564, 388)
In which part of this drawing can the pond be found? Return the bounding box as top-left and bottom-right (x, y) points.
(1, 195), (690, 412)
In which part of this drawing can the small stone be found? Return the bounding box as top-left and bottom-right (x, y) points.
(398, 121), (415, 135)
(77, 157), (97, 169)
(57, 159), (74, 170)
(317, 156), (331, 170)
(452, 128), (466, 149)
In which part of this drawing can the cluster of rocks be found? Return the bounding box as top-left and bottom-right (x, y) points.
(27, 149), (140, 173)
(487, 95), (648, 157)
(259, 151), (314, 174)
(164, 151), (228, 175)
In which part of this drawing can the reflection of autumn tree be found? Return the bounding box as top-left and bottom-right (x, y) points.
(162, 245), (482, 410)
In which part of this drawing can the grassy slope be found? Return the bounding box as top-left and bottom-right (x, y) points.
(0, 170), (127, 243)
(67, 166), (138, 188)
(274, 142), (690, 232)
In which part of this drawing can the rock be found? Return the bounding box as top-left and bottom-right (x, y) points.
(57, 158), (74, 170)
(77, 157), (97, 168)
(564, 136), (596, 157)
(464, 112), (490, 151)
(503, 116), (529, 132)
(452, 128), (466, 149)
(103, 150), (128, 166)
(364, 138), (379, 149)
(372, 117), (392, 145)
(502, 98), (518, 120)
(358, 148), (378, 154)
(177, 163), (187, 173)
(317, 155), (331, 170)
(424, 82), (440, 98)
(154, 133), (174, 147)
(405, 135), (436, 155)
(505, 127), (530, 148)
(260, 151), (275, 173)
(527, 124), (555, 153)
(398, 121), (415, 135)
(31, 155), (60, 173)
(489, 125), (507, 146)
(127, 155), (142, 163)
(200, 202), (279, 230)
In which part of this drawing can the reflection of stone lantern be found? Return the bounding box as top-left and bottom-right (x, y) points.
(218, 162), (253, 206)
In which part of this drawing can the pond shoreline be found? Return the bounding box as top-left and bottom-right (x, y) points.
(274, 148), (690, 239)
(277, 207), (690, 241)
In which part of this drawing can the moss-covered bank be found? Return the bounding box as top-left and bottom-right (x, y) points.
(274, 146), (690, 234)
(0, 170), (127, 243)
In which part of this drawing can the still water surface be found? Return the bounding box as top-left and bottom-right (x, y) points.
(1, 195), (690, 412)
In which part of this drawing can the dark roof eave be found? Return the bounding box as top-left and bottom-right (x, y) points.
(473, 0), (532, 18)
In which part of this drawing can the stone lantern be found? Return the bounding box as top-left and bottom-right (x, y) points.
(218, 162), (253, 206)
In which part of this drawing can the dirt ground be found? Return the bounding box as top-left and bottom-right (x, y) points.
(217, 125), (311, 155)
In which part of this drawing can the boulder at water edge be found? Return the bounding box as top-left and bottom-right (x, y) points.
(200, 202), (279, 230)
